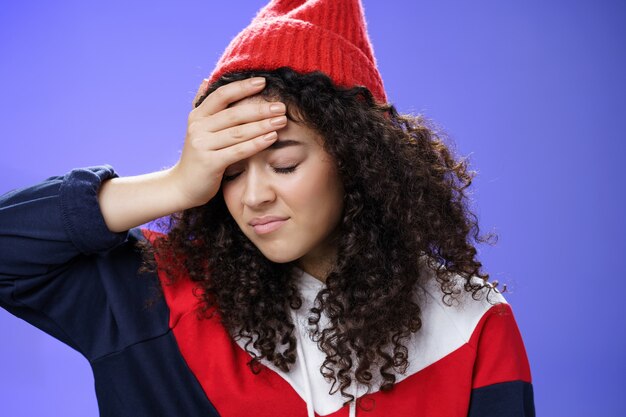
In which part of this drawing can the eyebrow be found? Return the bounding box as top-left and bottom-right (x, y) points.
(266, 139), (305, 151)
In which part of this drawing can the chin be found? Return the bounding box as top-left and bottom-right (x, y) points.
(255, 246), (302, 264)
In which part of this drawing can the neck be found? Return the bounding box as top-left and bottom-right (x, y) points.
(297, 261), (331, 283)
(296, 249), (337, 284)
(296, 228), (340, 284)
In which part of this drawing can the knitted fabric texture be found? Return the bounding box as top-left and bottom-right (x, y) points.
(207, 0), (388, 104)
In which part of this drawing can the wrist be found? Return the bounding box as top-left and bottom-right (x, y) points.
(162, 164), (203, 211)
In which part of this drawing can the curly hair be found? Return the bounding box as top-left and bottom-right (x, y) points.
(137, 66), (504, 411)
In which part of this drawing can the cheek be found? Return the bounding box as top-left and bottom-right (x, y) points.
(292, 165), (343, 219)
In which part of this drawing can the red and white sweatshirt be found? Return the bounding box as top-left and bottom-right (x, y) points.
(0, 166), (535, 416)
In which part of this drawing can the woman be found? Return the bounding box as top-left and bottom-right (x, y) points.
(0, 1), (534, 416)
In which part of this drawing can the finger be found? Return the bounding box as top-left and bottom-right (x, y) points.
(208, 100), (286, 133)
(217, 131), (279, 169)
(196, 77), (267, 117)
(208, 116), (287, 150)
(192, 78), (210, 109)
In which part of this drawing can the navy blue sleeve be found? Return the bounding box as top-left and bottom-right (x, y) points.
(468, 380), (535, 417)
(0, 166), (169, 361)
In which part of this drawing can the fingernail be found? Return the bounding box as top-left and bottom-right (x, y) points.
(263, 131), (278, 141)
(270, 103), (285, 114)
(270, 116), (287, 126)
(251, 77), (266, 87)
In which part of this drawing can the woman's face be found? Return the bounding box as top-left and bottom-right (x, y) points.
(221, 97), (345, 280)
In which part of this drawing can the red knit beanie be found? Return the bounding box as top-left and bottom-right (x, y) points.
(206, 0), (388, 104)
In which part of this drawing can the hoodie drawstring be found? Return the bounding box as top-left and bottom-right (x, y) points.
(293, 309), (316, 417)
(349, 383), (357, 417)
(290, 299), (357, 417)
(294, 320), (358, 417)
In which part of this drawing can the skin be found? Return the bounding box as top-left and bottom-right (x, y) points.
(221, 96), (345, 282)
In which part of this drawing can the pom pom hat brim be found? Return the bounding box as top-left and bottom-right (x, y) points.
(207, 0), (388, 104)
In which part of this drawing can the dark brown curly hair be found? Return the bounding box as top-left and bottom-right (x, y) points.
(137, 66), (504, 411)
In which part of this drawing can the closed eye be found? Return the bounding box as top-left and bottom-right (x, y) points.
(273, 165), (298, 174)
(222, 165), (299, 182)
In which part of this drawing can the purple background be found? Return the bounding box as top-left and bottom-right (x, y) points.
(1, 0), (624, 416)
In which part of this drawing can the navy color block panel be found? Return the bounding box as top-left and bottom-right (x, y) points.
(92, 331), (220, 417)
(0, 168), (171, 361)
(468, 380), (535, 417)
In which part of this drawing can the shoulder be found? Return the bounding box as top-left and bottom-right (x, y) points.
(385, 259), (516, 383)
(415, 257), (508, 344)
(134, 227), (164, 247)
(134, 227), (202, 328)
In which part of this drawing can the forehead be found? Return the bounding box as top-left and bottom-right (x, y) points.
(229, 96), (321, 148)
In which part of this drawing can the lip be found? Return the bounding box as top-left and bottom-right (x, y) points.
(251, 219), (288, 235)
(248, 216), (289, 226)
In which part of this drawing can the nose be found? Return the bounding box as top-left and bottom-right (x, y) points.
(241, 165), (276, 208)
